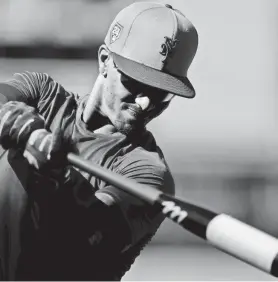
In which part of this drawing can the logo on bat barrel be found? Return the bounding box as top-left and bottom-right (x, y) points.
(161, 201), (188, 223)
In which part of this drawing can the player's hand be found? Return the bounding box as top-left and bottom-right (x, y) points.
(23, 128), (71, 186)
(23, 129), (59, 170)
(0, 101), (45, 149)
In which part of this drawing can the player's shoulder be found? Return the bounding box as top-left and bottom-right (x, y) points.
(12, 71), (78, 97)
(129, 129), (167, 165)
(113, 130), (175, 195)
(12, 71), (51, 85)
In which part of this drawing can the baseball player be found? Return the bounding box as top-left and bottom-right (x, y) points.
(0, 2), (198, 280)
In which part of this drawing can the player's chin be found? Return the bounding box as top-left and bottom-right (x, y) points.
(114, 119), (145, 137)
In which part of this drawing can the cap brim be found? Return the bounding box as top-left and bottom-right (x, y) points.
(112, 53), (195, 99)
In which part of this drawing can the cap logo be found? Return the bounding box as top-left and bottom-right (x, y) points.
(160, 36), (179, 64)
(110, 23), (123, 44)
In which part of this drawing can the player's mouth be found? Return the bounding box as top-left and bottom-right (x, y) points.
(125, 104), (142, 118)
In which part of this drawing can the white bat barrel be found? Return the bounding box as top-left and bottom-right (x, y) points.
(206, 214), (278, 277)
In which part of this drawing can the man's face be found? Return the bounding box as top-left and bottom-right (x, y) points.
(101, 57), (173, 135)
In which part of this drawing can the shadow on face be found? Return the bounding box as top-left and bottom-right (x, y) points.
(97, 44), (174, 135)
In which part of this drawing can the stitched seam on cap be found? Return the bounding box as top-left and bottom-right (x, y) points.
(122, 6), (167, 50)
(170, 9), (178, 39)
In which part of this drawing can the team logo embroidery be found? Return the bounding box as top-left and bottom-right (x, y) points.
(110, 23), (123, 44)
(160, 36), (179, 63)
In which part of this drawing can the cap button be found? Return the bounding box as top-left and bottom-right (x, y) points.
(165, 4), (173, 9)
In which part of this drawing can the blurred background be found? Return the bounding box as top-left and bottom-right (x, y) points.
(1, 0), (278, 280)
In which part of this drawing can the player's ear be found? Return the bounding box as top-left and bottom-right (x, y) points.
(98, 44), (110, 77)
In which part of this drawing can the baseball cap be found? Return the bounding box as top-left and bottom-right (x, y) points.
(104, 2), (198, 98)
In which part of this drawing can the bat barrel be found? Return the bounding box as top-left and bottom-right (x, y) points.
(158, 193), (278, 277)
(206, 214), (278, 276)
(157, 193), (216, 239)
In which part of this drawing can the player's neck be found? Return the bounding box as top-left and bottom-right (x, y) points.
(82, 76), (110, 131)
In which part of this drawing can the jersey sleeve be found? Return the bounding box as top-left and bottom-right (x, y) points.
(0, 72), (75, 122)
(95, 148), (175, 246)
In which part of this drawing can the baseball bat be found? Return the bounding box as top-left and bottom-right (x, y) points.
(67, 152), (278, 278)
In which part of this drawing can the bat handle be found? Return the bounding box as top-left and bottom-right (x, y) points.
(67, 153), (162, 204)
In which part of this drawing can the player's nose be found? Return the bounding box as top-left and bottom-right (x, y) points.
(135, 96), (151, 111)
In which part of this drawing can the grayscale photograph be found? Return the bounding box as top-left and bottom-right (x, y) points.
(0, 0), (277, 280)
